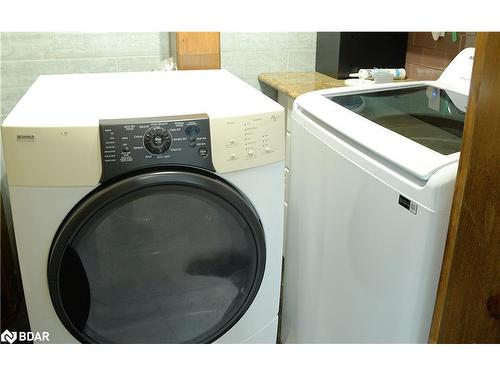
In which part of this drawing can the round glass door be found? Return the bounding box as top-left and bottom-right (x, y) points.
(48, 170), (266, 343)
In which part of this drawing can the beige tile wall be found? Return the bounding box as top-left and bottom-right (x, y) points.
(1, 32), (170, 123)
(405, 32), (476, 80)
(220, 32), (317, 89)
(1, 32), (317, 122)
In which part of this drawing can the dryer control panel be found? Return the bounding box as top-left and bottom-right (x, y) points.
(209, 112), (285, 173)
(99, 114), (214, 181)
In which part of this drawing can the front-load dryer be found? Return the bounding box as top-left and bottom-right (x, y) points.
(1, 70), (285, 343)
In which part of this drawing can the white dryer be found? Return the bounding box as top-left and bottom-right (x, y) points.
(282, 49), (474, 343)
(2, 70), (285, 343)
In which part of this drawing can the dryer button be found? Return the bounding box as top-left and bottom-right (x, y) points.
(198, 147), (208, 157)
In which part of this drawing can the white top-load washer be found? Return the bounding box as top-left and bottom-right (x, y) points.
(282, 48), (474, 343)
(1, 69), (285, 343)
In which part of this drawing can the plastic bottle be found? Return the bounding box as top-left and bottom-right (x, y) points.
(349, 68), (406, 80)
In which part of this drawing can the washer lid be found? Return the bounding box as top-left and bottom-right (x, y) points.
(328, 85), (465, 156)
(295, 81), (467, 181)
(294, 49), (475, 182)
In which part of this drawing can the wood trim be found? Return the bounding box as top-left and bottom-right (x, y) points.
(429, 32), (500, 343)
(1, 195), (19, 329)
(175, 32), (220, 70)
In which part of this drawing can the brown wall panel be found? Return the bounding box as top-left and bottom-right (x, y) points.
(175, 32), (220, 70)
(405, 32), (475, 80)
(429, 32), (500, 343)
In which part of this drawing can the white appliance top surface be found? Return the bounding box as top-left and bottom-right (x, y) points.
(293, 48), (473, 181)
(295, 81), (463, 181)
(3, 69), (282, 127)
(294, 48), (475, 181)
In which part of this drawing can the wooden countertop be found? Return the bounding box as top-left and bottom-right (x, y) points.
(258, 72), (345, 99)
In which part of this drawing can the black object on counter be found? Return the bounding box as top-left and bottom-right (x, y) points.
(316, 32), (408, 79)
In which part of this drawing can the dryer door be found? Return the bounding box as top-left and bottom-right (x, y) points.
(47, 169), (266, 343)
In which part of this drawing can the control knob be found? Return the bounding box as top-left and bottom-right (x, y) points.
(143, 127), (172, 154)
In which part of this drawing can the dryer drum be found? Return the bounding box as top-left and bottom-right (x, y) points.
(47, 169), (266, 344)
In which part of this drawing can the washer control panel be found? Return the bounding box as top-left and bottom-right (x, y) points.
(99, 114), (214, 181)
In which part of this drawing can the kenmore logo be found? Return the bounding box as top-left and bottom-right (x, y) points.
(16, 134), (35, 142)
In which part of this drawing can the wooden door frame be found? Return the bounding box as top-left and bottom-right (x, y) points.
(429, 32), (500, 343)
(172, 32), (220, 70)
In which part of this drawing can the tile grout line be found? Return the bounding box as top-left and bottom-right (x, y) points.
(1, 55), (168, 63)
